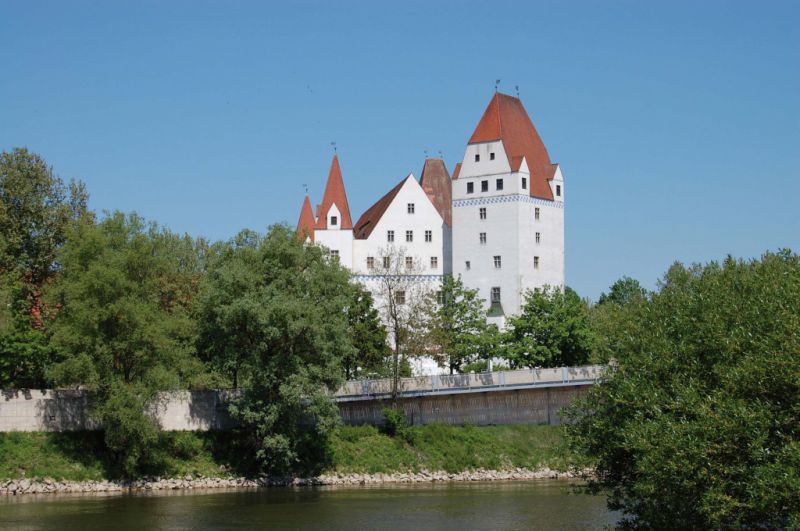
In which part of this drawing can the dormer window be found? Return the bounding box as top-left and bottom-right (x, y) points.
(490, 152), (495, 160)
(407, 203), (415, 214)
(475, 154), (480, 162)
(522, 177), (527, 189)
(556, 185), (562, 197)
(330, 216), (338, 226)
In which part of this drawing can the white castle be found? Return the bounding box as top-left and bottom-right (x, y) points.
(296, 93), (564, 327)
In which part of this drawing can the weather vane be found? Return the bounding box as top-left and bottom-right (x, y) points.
(331, 141), (337, 153)
(495, 79), (501, 92)
(303, 183), (309, 194)
(515, 85), (520, 97)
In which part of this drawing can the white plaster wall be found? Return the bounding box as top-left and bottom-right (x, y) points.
(453, 143), (565, 324)
(352, 176), (446, 276)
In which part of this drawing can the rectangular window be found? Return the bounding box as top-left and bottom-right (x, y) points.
(479, 207), (486, 220)
(481, 180), (488, 192)
(479, 232), (486, 244)
(535, 207), (540, 221)
(496, 178), (503, 191)
(395, 290), (406, 305)
(383, 256), (391, 269)
(493, 255), (501, 269)
(436, 291), (444, 305)
(405, 256), (413, 270)
(387, 230), (394, 242)
(330, 250), (339, 261)
(556, 185), (561, 197)
(491, 287), (501, 303)
(330, 216), (338, 226)
(534, 256), (540, 269)
(430, 256), (438, 269)
(522, 177), (527, 189)
(490, 152), (495, 160)
(467, 182), (474, 194)
(405, 230), (413, 242)
(425, 230), (432, 242)
(474, 154), (480, 162)
(465, 261), (471, 270)
(535, 232), (541, 244)
(407, 203), (415, 214)
(367, 256), (375, 269)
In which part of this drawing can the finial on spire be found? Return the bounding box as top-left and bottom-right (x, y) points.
(515, 85), (520, 97)
(424, 149), (429, 158)
(303, 183), (309, 194)
(438, 150), (443, 158)
(495, 79), (501, 92)
(331, 141), (337, 154)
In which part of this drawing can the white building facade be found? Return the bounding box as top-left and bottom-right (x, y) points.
(297, 92), (565, 330)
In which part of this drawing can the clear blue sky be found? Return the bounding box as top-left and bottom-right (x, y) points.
(2, 0), (798, 300)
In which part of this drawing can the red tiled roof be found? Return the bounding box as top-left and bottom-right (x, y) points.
(296, 195), (316, 242)
(419, 158), (452, 227)
(469, 93), (555, 200)
(353, 176), (409, 240)
(452, 162), (462, 179)
(315, 154), (353, 229)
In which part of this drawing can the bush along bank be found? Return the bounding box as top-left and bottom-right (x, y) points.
(0, 424), (588, 494)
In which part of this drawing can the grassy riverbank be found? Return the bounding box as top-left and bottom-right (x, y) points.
(0, 424), (578, 481)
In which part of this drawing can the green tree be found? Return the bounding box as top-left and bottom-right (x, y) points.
(589, 277), (649, 364)
(343, 285), (390, 379)
(0, 148), (89, 387)
(504, 286), (594, 368)
(425, 275), (489, 374)
(197, 225), (354, 474)
(47, 212), (204, 475)
(566, 250), (800, 529)
(597, 276), (647, 307)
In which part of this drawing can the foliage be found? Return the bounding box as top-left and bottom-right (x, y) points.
(565, 250), (800, 530)
(46, 212), (206, 475)
(504, 286), (594, 368)
(0, 148), (89, 387)
(197, 225), (353, 475)
(596, 276), (647, 307)
(589, 277), (649, 364)
(424, 275), (490, 374)
(0, 273), (56, 387)
(343, 285), (391, 379)
(0, 148), (89, 309)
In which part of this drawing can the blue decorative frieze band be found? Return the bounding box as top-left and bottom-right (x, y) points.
(453, 194), (564, 209)
(353, 274), (443, 283)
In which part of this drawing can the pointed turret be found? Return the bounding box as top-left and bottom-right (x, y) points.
(315, 154), (353, 230)
(296, 195), (316, 242)
(419, 158), (452, 227)
(469, 93), (556, 200)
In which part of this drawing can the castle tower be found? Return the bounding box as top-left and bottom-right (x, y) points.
(451, 93), (565, 325)
(296, 194), (316, 243)
(310, 154), (354, 267)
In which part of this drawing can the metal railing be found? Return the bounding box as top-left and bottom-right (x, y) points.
(335, 364), (607, 402)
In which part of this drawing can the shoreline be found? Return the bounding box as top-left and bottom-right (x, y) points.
(1, 468), (592, 496)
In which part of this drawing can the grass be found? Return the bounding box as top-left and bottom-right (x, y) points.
(0, 424), (577, 481)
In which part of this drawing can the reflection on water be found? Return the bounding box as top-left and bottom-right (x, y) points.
(0, 480), (617, 530)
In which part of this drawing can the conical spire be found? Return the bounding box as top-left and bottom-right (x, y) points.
(469, 93), (556, 200)
(296, 195), (316, 242)
(315, 154), (353, 229)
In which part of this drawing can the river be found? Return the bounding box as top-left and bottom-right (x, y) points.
(0, 480), (617, 530)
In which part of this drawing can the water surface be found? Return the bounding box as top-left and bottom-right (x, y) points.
(0, 480), (616, 530)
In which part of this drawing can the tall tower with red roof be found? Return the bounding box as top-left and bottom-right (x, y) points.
(452, 93), (565, 324)
(312, 154), (355, 267)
